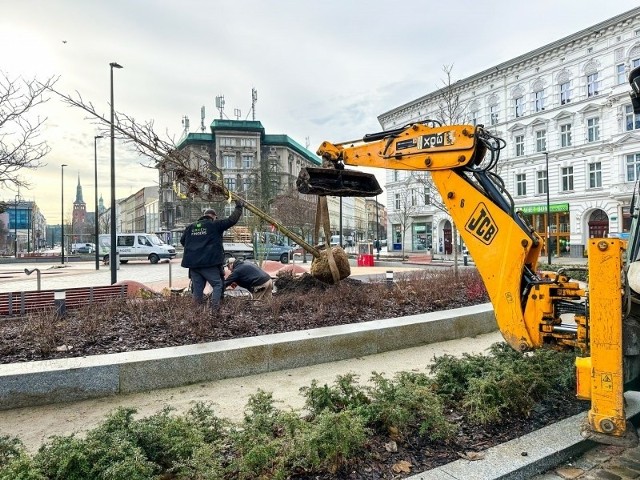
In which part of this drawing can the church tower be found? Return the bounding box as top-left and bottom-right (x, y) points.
(72, 174), (87, 229)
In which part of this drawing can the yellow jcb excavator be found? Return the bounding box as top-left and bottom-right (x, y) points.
(296, 67), (640, 446)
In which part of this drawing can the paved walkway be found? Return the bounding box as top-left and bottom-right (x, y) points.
(0, 257), (436, 293)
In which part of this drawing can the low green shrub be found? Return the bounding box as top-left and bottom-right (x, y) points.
(431, 342), (576, 425)
(0, 343), (578, 479)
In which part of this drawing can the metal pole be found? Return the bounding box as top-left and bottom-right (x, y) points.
(13, 195), (18, 258)
(545, 152), (552, 265)
(94, 135), (103, 270)
(27, 208), (30, 253)
(61, 164), (67, 264)
(110, 62), (122, 284)
(375, 195), (380, 260)
(339, 197), (343, 247)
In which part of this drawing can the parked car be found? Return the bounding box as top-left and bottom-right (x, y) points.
(72, 243), (95, 254)
(253, 232), (294, 263)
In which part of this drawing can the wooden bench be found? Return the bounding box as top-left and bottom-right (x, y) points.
(0, 284), (129, 317)
(405, 254), (433, 264)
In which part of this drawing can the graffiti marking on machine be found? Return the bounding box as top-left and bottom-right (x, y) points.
(420, 131), (455, 149)
(465, 203), (498, 245)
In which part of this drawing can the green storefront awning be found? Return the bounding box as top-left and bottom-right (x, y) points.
(518, 203), (569, 214)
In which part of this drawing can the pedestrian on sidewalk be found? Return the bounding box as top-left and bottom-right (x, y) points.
(180, 200), (243, 308)
(224, 257), (273, 301)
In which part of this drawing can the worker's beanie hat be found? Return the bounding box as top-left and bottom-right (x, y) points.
(233, 258), (244, 269)
(204, 208), (216, 217)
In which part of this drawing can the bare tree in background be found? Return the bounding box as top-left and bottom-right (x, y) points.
(271, 190), (316, 262)
(0, 73), (57, 189)
(389, 186), (418, 260)
(431, 64), (470, 275)
(51, 86), (236, 209)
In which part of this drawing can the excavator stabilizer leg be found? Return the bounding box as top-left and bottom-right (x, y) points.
(297, 167), (383, 197)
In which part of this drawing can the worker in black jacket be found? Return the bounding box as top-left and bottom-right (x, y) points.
(180, 200), (243, 308)
(224, 257), (273, 300)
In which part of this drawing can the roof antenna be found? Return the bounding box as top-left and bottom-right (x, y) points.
(251, 88), (257, 120)
(215, 95), (225, 119)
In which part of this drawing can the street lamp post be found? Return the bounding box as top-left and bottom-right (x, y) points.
(61, 164), (68, 264)
(94, 135), (103, 270)
(545, 152), (552, 265)
(375, 195), (380, 260)
(110, 61), (123, 284)
(13, 195), (19, 258)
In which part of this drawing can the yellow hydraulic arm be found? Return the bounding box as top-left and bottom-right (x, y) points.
(318, 123), (583, 352)
(311, 122), (635, 445)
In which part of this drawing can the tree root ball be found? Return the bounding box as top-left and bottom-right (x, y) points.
(310, 247), (351, 283)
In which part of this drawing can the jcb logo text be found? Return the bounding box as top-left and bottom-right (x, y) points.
(465, 203), (498, 245)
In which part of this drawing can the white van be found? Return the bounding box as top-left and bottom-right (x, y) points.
(99, 233), (176, 264)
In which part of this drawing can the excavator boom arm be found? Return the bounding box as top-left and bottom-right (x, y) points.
(305, 120), (638, 445)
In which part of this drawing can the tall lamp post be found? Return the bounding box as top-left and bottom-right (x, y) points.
(61, 164), (68, 264)
(375, 195), (380, 260)
(545, 151), (552, 265)
(13, 194), (19, 258)
(94, 135), (103, 270)
(109, 61), (123, 284)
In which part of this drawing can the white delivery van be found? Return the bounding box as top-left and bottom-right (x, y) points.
(99, 233), (177, 264)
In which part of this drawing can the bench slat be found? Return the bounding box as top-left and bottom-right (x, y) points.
(0, 285), (129, 316)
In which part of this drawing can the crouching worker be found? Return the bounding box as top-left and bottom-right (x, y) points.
(224, 258), (273, 300)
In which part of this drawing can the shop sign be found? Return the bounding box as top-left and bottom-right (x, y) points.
(518, 203), (569, 214)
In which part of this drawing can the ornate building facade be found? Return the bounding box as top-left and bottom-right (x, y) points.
(159, 119), (369, 244)
(379, 7), (640, 258)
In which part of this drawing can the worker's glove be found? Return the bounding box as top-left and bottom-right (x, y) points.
(235, 199), (244, 208)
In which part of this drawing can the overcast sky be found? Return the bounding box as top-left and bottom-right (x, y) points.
(2, 1), (639, 223)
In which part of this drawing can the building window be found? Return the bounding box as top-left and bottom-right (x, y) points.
(394, 193), (401, 210)
(617, 64), (626, 85)
(471, 110), (478, 126)
(587, 117), (600, 142)
(589, 162), (602, 188)
(223, 154), (235, 169)
(625, 105), (640, 131)
(224, 177), (236, 191)
(534, 90), (544, 112)
(516, 173), (526, 196)
(537, 170), (547, 195)
(240, 138), (256, 148)
(393, 170), (399, 182)
(560, 82), (571, 105)
(634, 58), (640, 68)
(490, 105), (499, 126)
(535, 130), (547, 152)
(242, 154), (254, 169)
(627, 153), (640, 182)
(423, 186), (431, 205)
(219, 137), (236, 147)
(587, 73), (599, 97)
(514, 97), (523, 118)
(560, 124), (572, 147)
(515, 135), (525, 156)
(561, 166), (574, 191)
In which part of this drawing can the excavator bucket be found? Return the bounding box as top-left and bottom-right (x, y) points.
(296, 167), (383, 197)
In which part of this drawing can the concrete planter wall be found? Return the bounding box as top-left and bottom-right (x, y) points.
(0, 303), (496, 410)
